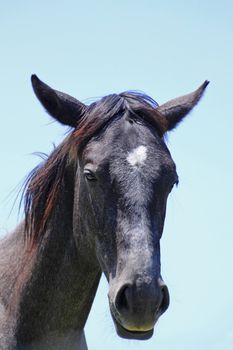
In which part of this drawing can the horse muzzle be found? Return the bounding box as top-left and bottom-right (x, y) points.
(108, 277), (170, 340)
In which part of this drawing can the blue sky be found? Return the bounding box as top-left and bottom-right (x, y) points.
(1, 1), (233, 349)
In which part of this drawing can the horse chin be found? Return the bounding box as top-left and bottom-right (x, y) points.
(111, 314), (154, 340)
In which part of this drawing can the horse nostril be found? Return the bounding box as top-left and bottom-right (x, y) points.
(115, 285), (131, 312)
(159, 284), (170, 314)
(114, 283), (170, 317)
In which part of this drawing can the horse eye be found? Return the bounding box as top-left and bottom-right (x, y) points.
(169, 178), (179, 193)
(84, 169), (97, 181)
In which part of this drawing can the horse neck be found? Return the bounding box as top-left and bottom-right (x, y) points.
(13, 166), (101, 347)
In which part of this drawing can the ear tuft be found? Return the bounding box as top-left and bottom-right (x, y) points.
(31, 74), (86, 128)
(31, 74), (39, 85)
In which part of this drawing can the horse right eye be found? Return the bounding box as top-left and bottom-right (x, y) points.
(84, 169), (97, 181)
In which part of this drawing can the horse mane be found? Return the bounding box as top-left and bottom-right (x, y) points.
(23, 91), (167, 246)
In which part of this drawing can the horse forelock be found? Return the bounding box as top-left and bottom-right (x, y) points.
(23, 91), (166, 247)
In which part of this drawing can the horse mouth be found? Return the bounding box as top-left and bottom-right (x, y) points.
(111, 313), (154, 340)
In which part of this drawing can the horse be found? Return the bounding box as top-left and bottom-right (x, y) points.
(0, 75), (208, 349)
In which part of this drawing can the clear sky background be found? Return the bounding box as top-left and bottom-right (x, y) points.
(0, 1), (233, 349)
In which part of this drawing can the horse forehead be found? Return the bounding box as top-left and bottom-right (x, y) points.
(83, 118), (172, 169)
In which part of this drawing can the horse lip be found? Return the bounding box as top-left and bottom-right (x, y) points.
(111, 311), (154, 340)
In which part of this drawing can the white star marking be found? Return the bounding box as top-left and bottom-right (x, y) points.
(127, 145), (147, 167)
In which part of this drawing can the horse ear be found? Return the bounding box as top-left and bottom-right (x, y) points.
(31, 75), (86, 128)
(157, 81), (209, 132)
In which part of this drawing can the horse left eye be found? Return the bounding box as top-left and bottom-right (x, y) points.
(84, 169), (97, 181)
